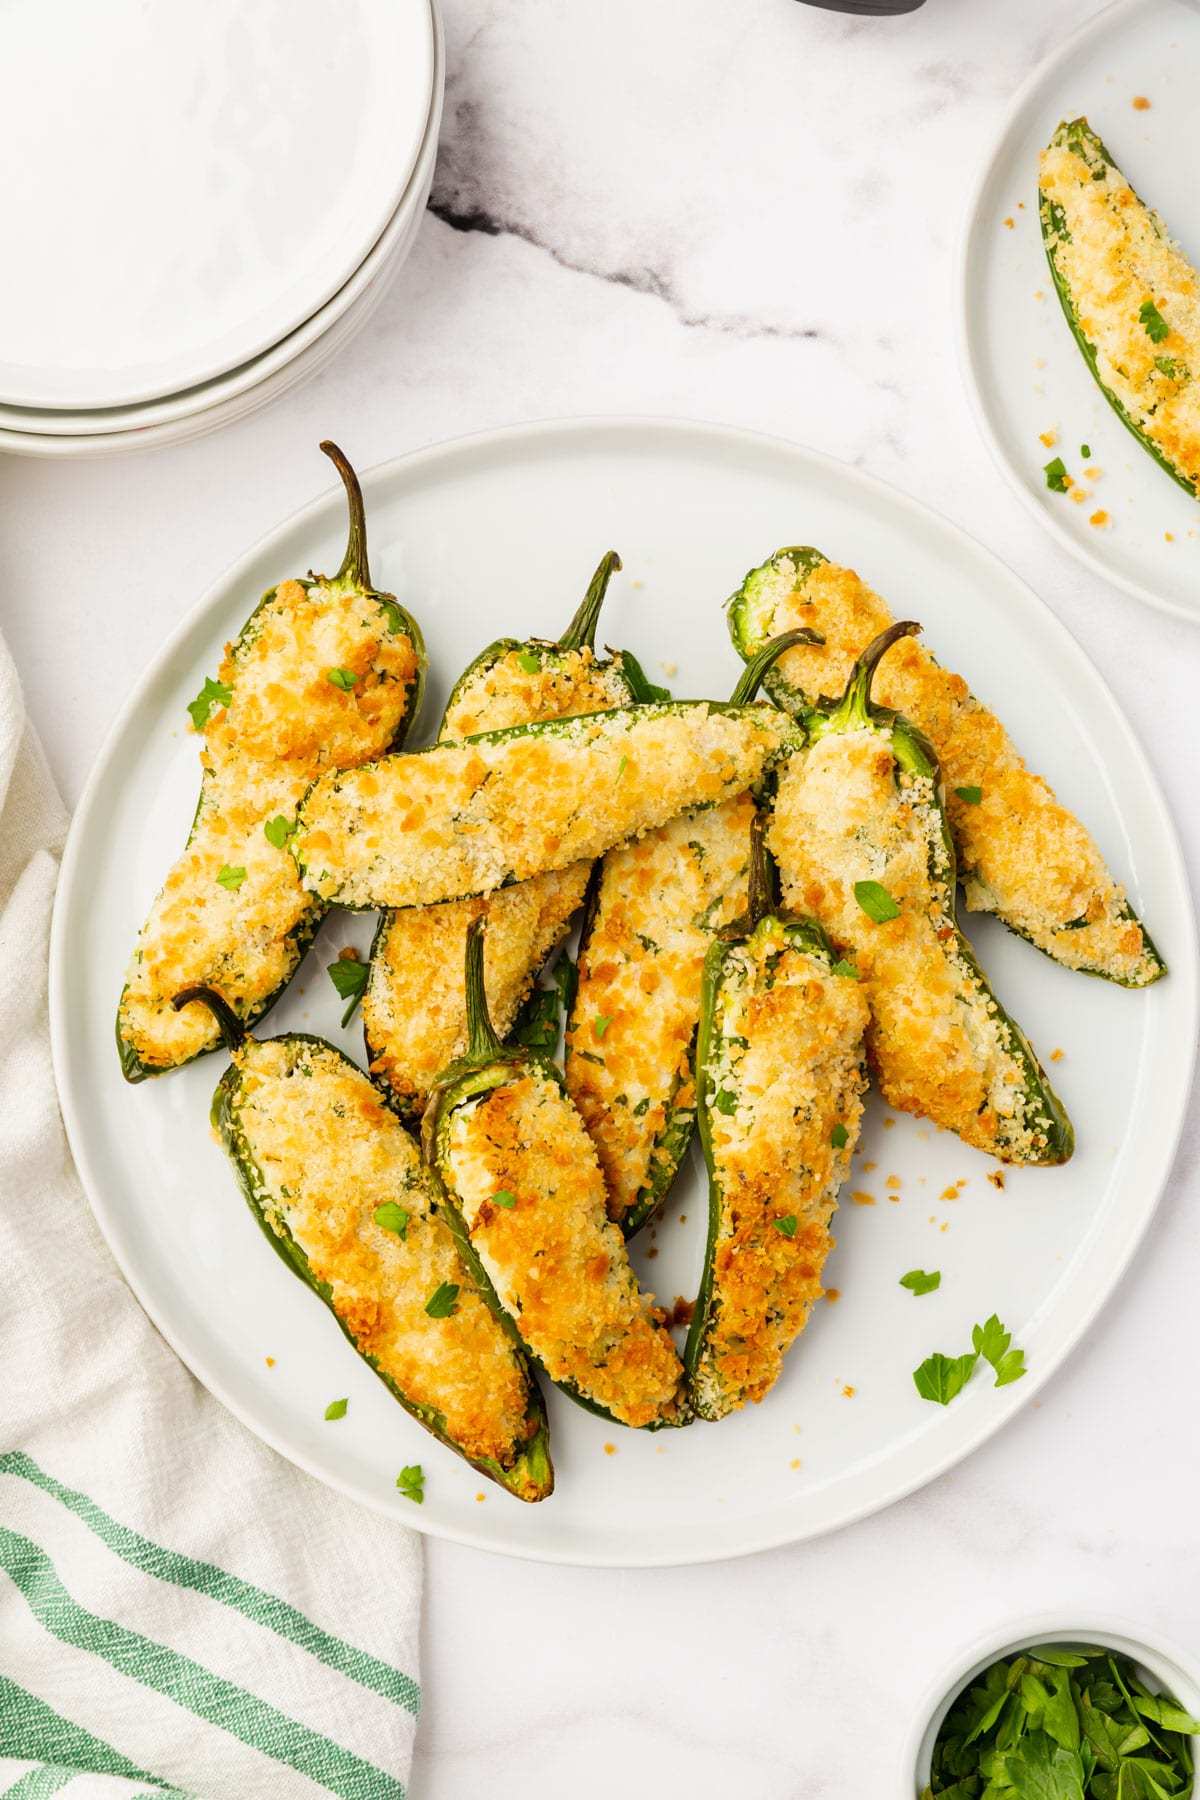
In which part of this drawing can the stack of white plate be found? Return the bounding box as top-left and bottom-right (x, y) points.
(0, 0), (442, 457)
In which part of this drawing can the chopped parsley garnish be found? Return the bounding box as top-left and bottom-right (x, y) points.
(899, 1268), (940, 1296)
(830, 1123), (849, 1150)
(1080, 442), (1091, 458)
(327, 666), (359, 691)
(187, 676), (232, 731)
(324, 1398), (348, 1421)
(712, 1088), (738, 1115)
(373, 1202), (409, 1239)
(593, 1015), (612, 1040)
(396, 1464), (424, 1505)
(327, 950), (369, 1026)
(830, 959), (859, 980)
(853, 880), (900, 923)
(633, 1097), (650, 1117)
(264, 814), (294, 849)
(516, 650), (540, 674)
(1155, 354), (1190, 381)
(616, 755), (627, 782)
(492, 1189), (517, 1209)
(424, 1282), (459, 1319)
(1139, 297), (1170, 343)
(913, 1351), (977, 1406)
(914, 1312), (1024, 1403)
(774, 1215), (798, 1238)
(216, 865), (246, 891)
(1043, 457), (1070, 493)
(954, 785), (982, 805)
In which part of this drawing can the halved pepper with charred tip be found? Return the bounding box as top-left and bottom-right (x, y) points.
(565, 627), (824, 1238)
(171, 985), (552, 1502)
(686, 813), (870, 1420)
(728, 546), (1163, 988)
(117, 442), (426, 1083)
(292, 699), (803, 912)
(422, 919), (691, 1431)
(769, 621), (1074, 1166)
(364, 551), (647, 1121)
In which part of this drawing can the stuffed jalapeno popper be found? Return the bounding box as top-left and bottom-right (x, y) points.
(365, 552), (646, 1119)
(1039, 116), (1200, 499)
(171, 988), (552, 1502)
(686, 815), (869, 1420)
(118, 444), (426, 1081)
(769, 623), (1073, 1166)
(422, 920), (689, 1430)
(293, 702), (802, 911)
(729, 548), (1162, 988)
(565, 629), (821, 1237)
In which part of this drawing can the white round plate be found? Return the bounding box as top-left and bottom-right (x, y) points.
(0, 1), (443, 446)
(0, 0), (434, 412)
(50, 419), (1196, 1567)
(0, 130), (437, 460)
(959, 0), (1200, 623)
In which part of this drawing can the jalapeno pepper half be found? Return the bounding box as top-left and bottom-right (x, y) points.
(172, 986), (552, 1502)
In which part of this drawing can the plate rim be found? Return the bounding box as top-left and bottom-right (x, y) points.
(955, 0), (1198, 624)
(49, 414), (1199, 1567)
(0, 0), (435, 413)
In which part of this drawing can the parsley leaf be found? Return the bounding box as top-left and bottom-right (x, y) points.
(900, 1268), (941, 1296)
(1139, 298), (1170, 344)
(264, 814), (294, 849)
(216, 865), (246, 891)
(492, 1189), (517, 1209)
(593, 1015), (612, 1040)
(774, 1215), (798, 1238)
(853, 880), (900, 923)
(993, 1349), (1027, 1387)
(396, 1464), (424, 1504)
(1080, 443), (1091, 458)
(913, 1350), (978, 1405)
(187, 676), (232, 731)
(1044, 457), (1070, 493)
(712, 1088), (738, 1115)
(327, 950), (369, 1026)
(830, 959), (859, 979)
(516, 650), (540, 674)
(373, 1202), (409, 1239)
(327, 666), (359, 691)
(425, 1282), (459, 1319)
(616, 755), (627, 782)
(324, 1398), (348, 1421)
(831, 1122), (849, 1150)
(972, 1312), (1010, 1366)
(954, 785), (983, 805)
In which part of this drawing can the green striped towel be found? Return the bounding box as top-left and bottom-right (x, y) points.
(0, 634), (421, 1799)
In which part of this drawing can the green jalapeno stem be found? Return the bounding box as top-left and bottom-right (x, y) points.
(320, 440), (373, 594)
(172, 986), (247, 1053)
(744, 809), (775, 931)
(827, 619), (921, 728)
(463, 916), (504, 1061)
(730, 626), (825, 706)
(557, 550), (622, 653)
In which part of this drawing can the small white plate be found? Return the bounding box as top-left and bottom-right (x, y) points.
(0, 0), (434, 411)
(959, 0), (1200, 623)
(0, 0), (443, 448)
(50, 419), (1196, 1567)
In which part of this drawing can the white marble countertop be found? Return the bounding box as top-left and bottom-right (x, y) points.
(3, 0), (1198, 1792)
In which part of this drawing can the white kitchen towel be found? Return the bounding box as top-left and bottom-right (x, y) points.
(0, 630), (422, 1800)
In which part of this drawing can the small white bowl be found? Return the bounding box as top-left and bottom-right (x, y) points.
(901, 1611), (1200, 1798)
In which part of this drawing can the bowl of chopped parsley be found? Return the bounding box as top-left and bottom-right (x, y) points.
(905, 1613), (1200, 1798)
